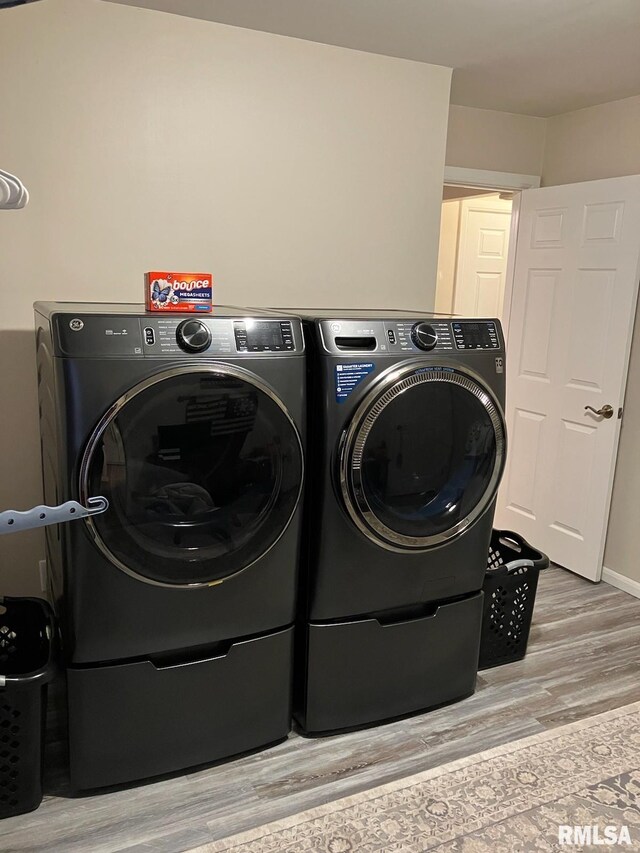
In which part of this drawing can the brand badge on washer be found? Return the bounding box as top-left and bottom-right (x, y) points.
(335, 362), (375, 402)
(69, 318), (84, 331)
(495, 357), (504, 373)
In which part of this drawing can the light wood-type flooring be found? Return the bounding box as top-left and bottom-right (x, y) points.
(2, 566), (640, 852)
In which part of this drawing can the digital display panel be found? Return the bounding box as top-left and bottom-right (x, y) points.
(452, 321), (499, 350)
(245, 322), (284, 350)
(234, 321), (294, 352)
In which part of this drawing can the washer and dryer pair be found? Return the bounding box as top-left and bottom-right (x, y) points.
(35, 302), (506, 790)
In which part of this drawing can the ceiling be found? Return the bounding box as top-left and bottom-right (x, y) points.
(106, 0), (640, 117)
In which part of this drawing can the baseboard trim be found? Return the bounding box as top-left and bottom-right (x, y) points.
(602, 566), (640, 600)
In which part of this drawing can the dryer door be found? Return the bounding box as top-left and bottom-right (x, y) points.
(79, 366), (303, 587)
(339, 364), (506, 551)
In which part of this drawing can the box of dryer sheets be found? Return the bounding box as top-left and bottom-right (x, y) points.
(145, 271), (213, 312)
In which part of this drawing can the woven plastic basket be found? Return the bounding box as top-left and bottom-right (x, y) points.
(479, 530), (549, 670)
(0, 597), (56, 818)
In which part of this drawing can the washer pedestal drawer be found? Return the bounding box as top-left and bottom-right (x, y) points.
(295, 593), (483, 734)
(67, 626), (294, 790)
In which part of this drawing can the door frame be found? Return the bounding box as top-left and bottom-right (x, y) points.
(444, 166), (541, 192)
(441, 167), (540, 338)
(501, 191), (522, 346)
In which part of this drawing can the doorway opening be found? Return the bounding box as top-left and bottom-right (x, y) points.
(436, 185), (516, 325)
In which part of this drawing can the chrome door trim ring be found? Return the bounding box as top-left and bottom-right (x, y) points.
(79, 363), (305, 588)
(339, 361), (506, 552)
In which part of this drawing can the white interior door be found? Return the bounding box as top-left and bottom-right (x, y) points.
(453, 196), (512, 319)
(495, 175), (640, 581)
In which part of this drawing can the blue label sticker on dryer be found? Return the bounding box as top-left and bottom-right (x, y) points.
(335, 362), (375, 402)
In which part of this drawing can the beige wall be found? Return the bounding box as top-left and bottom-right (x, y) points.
(0, 0), (451, 594)
(542, 95), (640, 186)
(539, 94), (640, 587)
(446, 105), (546, 176)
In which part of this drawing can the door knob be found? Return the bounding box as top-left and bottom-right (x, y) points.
(584, 404), (614, 419)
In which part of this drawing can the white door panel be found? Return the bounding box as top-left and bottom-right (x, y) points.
(496, 176), (640, 581)
(453, 197), (512, 320)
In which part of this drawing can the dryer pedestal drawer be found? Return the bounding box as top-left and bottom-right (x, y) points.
(295, 593), (483, 734)
(67, 626), (294, 790)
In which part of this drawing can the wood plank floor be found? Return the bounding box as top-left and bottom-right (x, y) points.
(2, 566), (640, 853)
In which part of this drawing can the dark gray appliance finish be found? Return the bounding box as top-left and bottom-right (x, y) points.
(34, 302), (306, 789)
(256, 308), (507, 734)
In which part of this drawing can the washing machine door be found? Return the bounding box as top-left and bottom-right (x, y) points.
(79, 365), (303, 587)
(339, 363), (506, 551)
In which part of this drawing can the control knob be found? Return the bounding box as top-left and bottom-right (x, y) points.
(411, 322), (438, 351)
(176, 319), (211, 353)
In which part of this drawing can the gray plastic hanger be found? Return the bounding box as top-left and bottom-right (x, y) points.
(0, 497), (109, 535)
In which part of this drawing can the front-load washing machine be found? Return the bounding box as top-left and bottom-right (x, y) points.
(35, 303), (305, 789)
(259, 309), (506, 734)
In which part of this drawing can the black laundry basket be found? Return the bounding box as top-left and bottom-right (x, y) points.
(479, 530), (549, 670)
(0, 596), (56, 819)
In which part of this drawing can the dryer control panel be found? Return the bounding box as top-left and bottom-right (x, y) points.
(51, 313), (303, 358)
(318, 319), (501, 355)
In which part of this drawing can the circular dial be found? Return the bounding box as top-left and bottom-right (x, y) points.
(411, 322), (438, 351)
(176, 319), (211, 353)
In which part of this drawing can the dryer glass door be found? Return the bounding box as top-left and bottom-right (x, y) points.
(340, 366), (506, 551)
(80, 366), (303, 587)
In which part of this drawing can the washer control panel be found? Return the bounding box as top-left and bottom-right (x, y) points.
(319, 318), (497, 355)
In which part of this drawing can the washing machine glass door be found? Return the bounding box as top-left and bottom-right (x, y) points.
(339, 365), (506, 551)
(80, 366), (303, 587)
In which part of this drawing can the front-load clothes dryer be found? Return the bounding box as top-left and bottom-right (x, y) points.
(34, 303), (305, 789)
(258, 309), (507, 734)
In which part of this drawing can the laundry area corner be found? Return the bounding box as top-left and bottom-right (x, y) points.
(2, 0), (640, 851)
